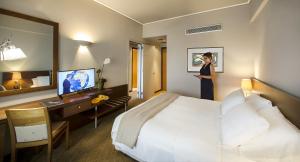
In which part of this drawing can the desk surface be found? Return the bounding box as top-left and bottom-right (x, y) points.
(0, 89), (111, 124)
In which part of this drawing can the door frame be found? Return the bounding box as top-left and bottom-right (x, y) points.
(160, 47), (167, 92)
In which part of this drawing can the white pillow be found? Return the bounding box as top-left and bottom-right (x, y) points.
(221, 89), (245, 115)
(36, 76), (50, 86)
(221, 103), (270, 147)
(32, 78), (38, 86)
(246, 94), (273, 111)
(239, 106), (300, 160)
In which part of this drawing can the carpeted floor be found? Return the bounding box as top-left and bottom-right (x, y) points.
(15, 98), (143, 162)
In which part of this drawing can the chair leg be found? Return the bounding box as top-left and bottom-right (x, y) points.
(47, 143), (52, 162)
(94, 106), (98, 128)
(65, 122), (69, 150)
(10, 147), (16, 162)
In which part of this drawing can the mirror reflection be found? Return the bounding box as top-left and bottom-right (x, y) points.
(0, 13), (53, 92)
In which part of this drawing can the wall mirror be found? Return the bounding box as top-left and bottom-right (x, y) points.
(0, 8), (58, 97)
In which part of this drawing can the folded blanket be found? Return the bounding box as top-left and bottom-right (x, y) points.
(115, 93), (179, 148)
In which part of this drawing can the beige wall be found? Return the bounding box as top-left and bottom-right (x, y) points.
(252, 0), (300, 97)
(143, 5), (256, 100)
(0, 0), (142, 107)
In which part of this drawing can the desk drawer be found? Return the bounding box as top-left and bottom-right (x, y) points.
(63, 101), (92, 118)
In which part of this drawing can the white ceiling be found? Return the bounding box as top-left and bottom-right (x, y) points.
(94, 0), (250, 24)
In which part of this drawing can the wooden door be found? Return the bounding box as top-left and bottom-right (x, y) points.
(132, 48), (138, 89)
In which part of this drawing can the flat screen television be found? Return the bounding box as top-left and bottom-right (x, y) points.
(57, 68), (95, 96)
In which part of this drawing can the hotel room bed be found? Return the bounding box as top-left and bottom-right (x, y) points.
(112, 96), (225, 162)
(111, 80), (300, 162)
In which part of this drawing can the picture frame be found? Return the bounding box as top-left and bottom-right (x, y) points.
(187, 47), (224, 73)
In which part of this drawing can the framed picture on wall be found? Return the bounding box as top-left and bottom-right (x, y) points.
(187, 47), (224, 73)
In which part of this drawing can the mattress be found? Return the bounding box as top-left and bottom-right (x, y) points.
(112, 96), (226, 162)
(111, 95), (300, 162)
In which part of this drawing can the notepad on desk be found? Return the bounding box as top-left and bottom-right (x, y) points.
(41, 100), (63, 108)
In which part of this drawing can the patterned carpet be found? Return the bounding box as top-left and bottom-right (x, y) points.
(15, 98), (143, 162)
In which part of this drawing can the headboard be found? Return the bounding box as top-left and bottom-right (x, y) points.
(252, 78), (300, 129)
(1, 71), (52, 90)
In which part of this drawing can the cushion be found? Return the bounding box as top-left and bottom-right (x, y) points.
(32, 78), (38, 86)
(15, 124), (48, 142)
(221, 103), (270, 147)
(246, 94), (273, 111)
(239, 106), (300, 160)
(36, 76), (50, 86)
(221, 89), (245, 115)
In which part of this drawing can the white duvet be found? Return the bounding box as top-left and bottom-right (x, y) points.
(111, 96), (300, 162)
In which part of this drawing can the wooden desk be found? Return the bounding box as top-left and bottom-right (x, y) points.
(0, 123), (5, 162)
(0, 88), (111, 162)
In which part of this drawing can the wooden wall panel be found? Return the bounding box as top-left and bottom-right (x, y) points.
(252, 78), (300, 129)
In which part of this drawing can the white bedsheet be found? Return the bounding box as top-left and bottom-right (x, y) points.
(112, 96), (224, 162)
(111, 96), (300, 162)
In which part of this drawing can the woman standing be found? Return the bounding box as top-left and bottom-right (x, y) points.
(194, 52), (216, 100)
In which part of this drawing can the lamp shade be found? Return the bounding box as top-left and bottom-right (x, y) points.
(103, 58), (111, 65)
(12, 72), (22, 80)
(241, 79), (252, 91)
(2, 48), (26, 61)
(76, 40), (93, 46)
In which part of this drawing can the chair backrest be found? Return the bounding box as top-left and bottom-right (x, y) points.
(5, 107), (52, 145)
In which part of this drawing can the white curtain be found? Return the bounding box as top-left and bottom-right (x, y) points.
(137, 44), (144, 99)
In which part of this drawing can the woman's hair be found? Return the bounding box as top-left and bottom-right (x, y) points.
(203, 52), (213, 60)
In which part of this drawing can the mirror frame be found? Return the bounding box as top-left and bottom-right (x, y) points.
(0, 8), (59, 97)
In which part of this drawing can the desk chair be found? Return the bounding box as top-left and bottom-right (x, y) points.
(5, 107), (69, 162)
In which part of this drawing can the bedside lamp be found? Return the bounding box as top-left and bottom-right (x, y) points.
(241, 79), (252, 97)
(12, 72), (22, 89)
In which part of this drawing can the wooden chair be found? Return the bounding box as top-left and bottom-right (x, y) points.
(5, 107), (69, 162)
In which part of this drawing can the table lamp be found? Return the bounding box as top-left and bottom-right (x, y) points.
(12, 72), (22, 89)
(241, 79), (252, 97)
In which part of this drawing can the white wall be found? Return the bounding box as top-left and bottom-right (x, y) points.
(143, 44), (161, 99)
(143, 5), (256, 100)
(0, 0), (142, 107)
(252, 0), (300, 97)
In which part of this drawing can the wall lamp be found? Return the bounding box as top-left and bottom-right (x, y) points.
(0, 39), (26, 61)
(76, 40), (93, 46)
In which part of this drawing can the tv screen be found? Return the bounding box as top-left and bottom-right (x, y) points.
(57, 68), (95, 96)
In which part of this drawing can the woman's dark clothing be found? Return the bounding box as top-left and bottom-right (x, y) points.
(63, 79), (71, 94)
(200, 63), (214, 100)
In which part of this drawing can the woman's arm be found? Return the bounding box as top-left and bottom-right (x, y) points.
(194, 75), (202, 79)
(210, 64), (216, 84)
(200, 75), (211, 79)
